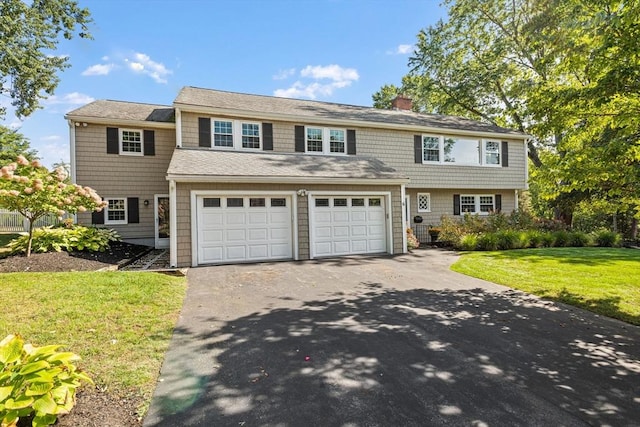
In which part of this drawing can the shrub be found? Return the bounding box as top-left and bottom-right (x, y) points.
(525, 230), (545, 248)
(540, 232), (556, 247)
(457, 234), (479, 251)
(568, 231), (592, 247)
(477, 233), (499, 251)
(0, 334), (92, 427)
(593, 230), (622, 247)
(552, 230), (571, 247)
(495, 230), (522, 250)
(407, 228), (420, 250)
(9, 226), (120, 255)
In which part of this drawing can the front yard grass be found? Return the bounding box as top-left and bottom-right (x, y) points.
(0, 271), (186, 409)
(451, 247), (640, 325)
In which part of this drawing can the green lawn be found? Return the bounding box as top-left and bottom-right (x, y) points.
(451, 247), (640, 325)
(0, 271), (186, 411)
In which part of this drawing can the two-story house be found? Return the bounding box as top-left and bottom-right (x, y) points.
(66, 86), (528, 268)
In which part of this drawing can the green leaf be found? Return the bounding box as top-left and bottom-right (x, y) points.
(0, 385), (13, 402)
(4, 395), (34, 409)
(25, 382), (53, 396)
(0, 335), (23, 365)
(46, 352), (80, 363)
(18, 360), (49, 375)
(32, 413), (58, 427)
(32, 394), (58, 415)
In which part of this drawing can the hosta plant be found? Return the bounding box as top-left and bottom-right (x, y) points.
(0, 335), (92, 427)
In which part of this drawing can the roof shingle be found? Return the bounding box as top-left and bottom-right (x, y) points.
(166, 148), (407, 182)
(66, 100), (175, 123)
(175, 86), (525, 136)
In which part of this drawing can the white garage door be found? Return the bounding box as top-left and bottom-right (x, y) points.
(310, 195), (387, 258)
(196, 195), (293, 265)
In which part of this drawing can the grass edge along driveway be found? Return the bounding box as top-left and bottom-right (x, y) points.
(0, 271), (187, 412)
(451, 247), (640, 326)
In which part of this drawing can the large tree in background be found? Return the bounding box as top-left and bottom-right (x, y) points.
(0, 0), (92, 119)
(373, 0), (639, 234)
(0, 125), (37, 166)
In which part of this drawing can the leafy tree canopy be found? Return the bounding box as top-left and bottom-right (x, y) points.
(374, 0), (640, 228)
(0, 125), (38, 166)
(0, 0), (92, 119)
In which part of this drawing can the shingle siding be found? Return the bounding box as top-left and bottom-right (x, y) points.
(179, 113), (526, 189)
(75, 124), (175, 241)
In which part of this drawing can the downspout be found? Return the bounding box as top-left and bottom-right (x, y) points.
(175, 108), (182, 148)
(401, 184), (407, 253)
(67, 120), (77, 183)
(169, 179), (178, 267)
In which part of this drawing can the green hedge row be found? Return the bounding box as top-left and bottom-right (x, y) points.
(454, 229), (622, 251)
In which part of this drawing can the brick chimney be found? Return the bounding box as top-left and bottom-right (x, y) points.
(391, 95), (413, 111)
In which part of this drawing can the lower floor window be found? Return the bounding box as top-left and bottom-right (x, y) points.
(417, 193), (431, 212)
(106, 198), (127, 224)
(460, 194), (495, 215)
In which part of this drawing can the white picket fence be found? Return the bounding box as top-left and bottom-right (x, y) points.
(0, 209), (71, 233)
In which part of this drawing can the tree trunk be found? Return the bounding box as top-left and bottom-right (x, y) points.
(26, 218), (34, 257)
(631, 218), (638, 240)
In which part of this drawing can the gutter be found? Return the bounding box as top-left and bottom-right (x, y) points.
(166, 174), (410, 186)
(64, 115), (176, 129)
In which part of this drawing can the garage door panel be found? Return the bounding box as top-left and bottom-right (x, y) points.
(197, 195), (293, 265)
(248, 228), (268, 240)
(248, 212), (268, 224)
(227, 229), (246, 241)
(312, 196), (388, 258)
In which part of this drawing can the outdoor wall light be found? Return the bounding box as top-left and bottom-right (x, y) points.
(143, 199), (149, 206)
(297, 189), (308, 197)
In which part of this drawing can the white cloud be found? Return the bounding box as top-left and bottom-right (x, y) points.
(39, 142), (70, 166)
(387, 44), (413, 55)
(300, 65), (359, 82)
(81, 63), (115, 76)
(274, 64), (359, 100)
(125, 52), (172, 84)
(44, 92), (95, 106)
(273, 68), (296, 80)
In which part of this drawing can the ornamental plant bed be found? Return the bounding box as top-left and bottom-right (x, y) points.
(0, 241), (150, 272)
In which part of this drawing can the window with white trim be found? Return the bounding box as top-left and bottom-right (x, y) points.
(211, 119), (261, 150)
(105, 198), (127, 224)
(120, 129), (143, 155)
(422, 135), (501, 166)
(306, 127), (347, 154)
(417, 193), (431, 212)
(459, 194), (495, 215)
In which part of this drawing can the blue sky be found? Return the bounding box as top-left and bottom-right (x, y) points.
(2, 0), (445, 167)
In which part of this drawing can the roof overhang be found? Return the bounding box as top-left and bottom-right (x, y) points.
(173, 102), (529, 141)
(166, 174), (409, 186)
(64, 114), (176, 129)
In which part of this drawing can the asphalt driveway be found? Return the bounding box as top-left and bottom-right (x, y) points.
(144, 249), (640, 426)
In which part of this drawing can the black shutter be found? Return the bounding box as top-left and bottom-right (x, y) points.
(414, 135), (422, 163)
(128, 197), (139, 224)
(262, 123), (273, 151)
(453, 194), (461, 215)
(107, 127), (119, 154)
(92, 209), (104, 225)
(295, 125), (305, 152)
(347, 129), (356, 155)
(495, 194), (502, 212)
(502, 141), (509, 167)
(143, 130), (155, 156)
(198, 118), (211, 147)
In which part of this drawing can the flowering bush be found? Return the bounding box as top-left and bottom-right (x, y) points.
(407, 228), (420, 250)
(0, 156), (106, 256)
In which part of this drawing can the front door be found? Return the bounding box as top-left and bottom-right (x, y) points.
(155, 194), (170, 249)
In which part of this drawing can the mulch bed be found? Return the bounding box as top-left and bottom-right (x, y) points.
(0, 241), (150, 272)
(3, 242), (152, 426)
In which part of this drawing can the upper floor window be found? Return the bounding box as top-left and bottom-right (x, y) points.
(211, 119), (261, 150)
(120, 129), (143, 155)
(421, 135), (502, 167)
(306, 127), (347, 155)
